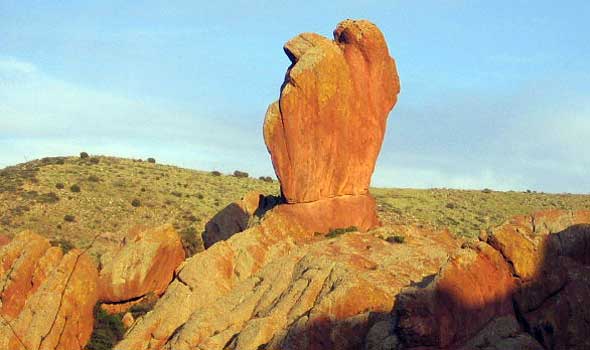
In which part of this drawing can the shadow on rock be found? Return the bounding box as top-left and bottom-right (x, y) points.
(202, 193), (282, 249)
(370, 211), (590, 350)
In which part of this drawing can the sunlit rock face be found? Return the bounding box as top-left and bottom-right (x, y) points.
(263, 19), (400, 232)
(0, 235), (99, 350)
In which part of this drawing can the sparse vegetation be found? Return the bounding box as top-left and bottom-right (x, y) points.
(147, 157), (156, 163)
(87, 305), (125, 350)
(259, 176), (273, 183)
(51, 238), (75, 253)
(80, 152), (89, 159)
(233, 170), (249, 178)
(55, 182), (65, 189)
(128, 293), (157, 318)
(64, 214), (76, 222)
(211, 170), (222, 176)
(386, 235), (406, 244)
(180, 226), (203, 256)
(88, 175), (100, 182)
(70, 184), (81, 193)
(131, 199), (141, 207)
(1, 155), (588, 260)
(90, 157), (100, 164)
(325, 226), (358, 239)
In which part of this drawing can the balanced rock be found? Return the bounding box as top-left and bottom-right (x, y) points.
(98, 224), (185, 303)
(263, 19), (400, 232)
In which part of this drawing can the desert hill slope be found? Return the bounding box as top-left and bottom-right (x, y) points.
(1, 155), (589, 258)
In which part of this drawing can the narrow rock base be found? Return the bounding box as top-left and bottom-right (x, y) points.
(273, 194), (380, 233)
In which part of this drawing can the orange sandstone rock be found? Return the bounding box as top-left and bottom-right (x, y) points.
(263, 19), (400, 232)
(98, 224), (185, 303)
(264, 20), (400, 203)
(0, 249), (99, 350)
(0, 231), (61, 319)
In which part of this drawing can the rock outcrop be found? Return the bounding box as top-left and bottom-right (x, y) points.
(0, 231), (62, 319)
(372, 209), (590, 350)
(263, 19), (400, 232)
(0, 245), (99, 350)
(116, 215), (460, 350)
(98, 224), (185, 304)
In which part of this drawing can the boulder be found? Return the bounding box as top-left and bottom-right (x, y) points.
(263, 19), (400, 232)
(98, 224), (185, 303)
(0, 230), (62, 319)
(0, 248), (99, 350)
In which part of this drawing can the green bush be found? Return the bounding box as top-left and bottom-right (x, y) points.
(86, 305), (125, 350)
(325, 226), (358, 239)
(131, 199), (141, 207)
(147, 157), (156, 163)
(64, 214), (76, 222)
(259, 176), (273, 183)
(80, 152), (89, 159)
(55, 182), (65, 189)
(50, 238), (75, 253)
(211, 170), (222, 176)
(386, 235), (406, 244)
(90, 157), (100, 164)
(233, 170), (249, 178)
(88, 175), (100, 182)
(180, 226), (203, 257)
(70, 184), (81, 192)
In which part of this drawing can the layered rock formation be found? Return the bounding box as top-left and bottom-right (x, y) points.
(116, 216), (460, 350)
(371, 209), (590, 350)
(264, 19), (400, 232)
(0, 233), (99, 350)
(98, 224), (185, 304)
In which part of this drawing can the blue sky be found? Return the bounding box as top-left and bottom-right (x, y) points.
(1, 1), (589, 193)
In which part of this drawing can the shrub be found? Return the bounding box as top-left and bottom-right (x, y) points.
(482, 188), (493, 194)
(55, 182), (65, 189)
(38, 192), (60, 204)
(80, 152), (89, 159)
(70, 184), (81, 192)
(131, 199), (141, 207)
(233, 170), (249, 178)
(325, 226), (358, 239)
(147, 157), (156, 163)
(51, 238), (75, 253)
(89, 157), (100, 164)
(211, 170), (222, 176)
(445, 202), (457, 209)
(64, 214), (76, 222)
(171, 191), (182, 197)
(386, 235), (406, 244)
(180, 226), (203, 257)
(259, 176), (273, 183)
(196, 193), (204, 200)
(88, 175), (100, 182)
(86, 305), (125, 350)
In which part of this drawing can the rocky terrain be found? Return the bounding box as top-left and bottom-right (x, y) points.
(0, 19), (589, 350)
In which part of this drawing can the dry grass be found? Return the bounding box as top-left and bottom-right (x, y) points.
(1, 155), (588, 259)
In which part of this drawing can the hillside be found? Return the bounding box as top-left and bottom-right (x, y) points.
(1, 154), (588, 259)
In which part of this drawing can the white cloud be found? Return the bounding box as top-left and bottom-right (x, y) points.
(0, 57), (274, 177)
